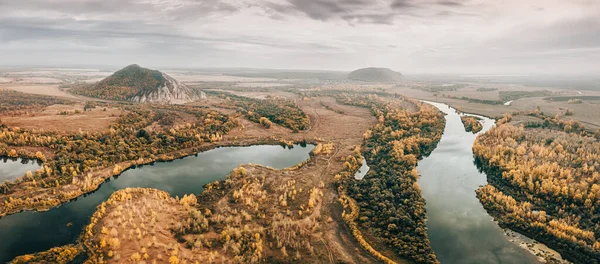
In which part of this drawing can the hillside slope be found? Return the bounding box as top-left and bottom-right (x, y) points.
(72, 64), (205, 104)
(348, 67), (403, 82)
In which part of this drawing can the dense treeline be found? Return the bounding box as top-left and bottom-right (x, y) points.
(460, 116), (483, 133)
(568, 99), (583, 104)
(320, 101), (345, 114)
(296, 89), (444, 261)
(411, 84), (465, 93)
(10, 245), (80, 264)
(446, 95), (504, 105)
(546, 96), (600, 102)
(474, 115), (600, 263)
(0, 103), (238, 215)
(211, 92), (310, 132)
(71, 64), (164, 101)
(296, 89), (407, 114)
(0, 90), (72, 115)
(476, 88), (498, 92)
(336, 148), (396, 264)
(514, 108), (591, 135)
(333, 94), (444, 263)
(499, 90), (552, 101)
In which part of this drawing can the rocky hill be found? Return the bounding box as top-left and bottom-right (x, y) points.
(72, 64), (205, 104)
(348, 67), (403, 82)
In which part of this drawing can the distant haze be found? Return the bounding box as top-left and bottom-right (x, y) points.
(0, 0), (599, 75)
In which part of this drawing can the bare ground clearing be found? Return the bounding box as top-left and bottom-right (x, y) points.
(2, 104), (122, 133)
(0, 84), (79, 99)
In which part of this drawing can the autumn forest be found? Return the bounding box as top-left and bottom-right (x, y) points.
(1, 71), (600, 264)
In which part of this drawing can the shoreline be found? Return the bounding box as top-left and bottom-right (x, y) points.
(0, 136), (315, 218)
(7, 146), (321, 263)
(421, 100), (564, 263)
(503, 228), (570, 264)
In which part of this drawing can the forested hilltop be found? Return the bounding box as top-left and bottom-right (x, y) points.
(71, 64), (203, 104)
(474, 113), (600, 263)
(348, 68), (403, 82)
(72, 64), (165, 101)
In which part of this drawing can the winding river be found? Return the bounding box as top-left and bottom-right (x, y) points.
(1, 102), (561, 263)
(418, 101), (538, 263)
(0, 144), (314, 263)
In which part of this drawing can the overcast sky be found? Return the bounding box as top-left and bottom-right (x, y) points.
(0, 0), (598, 74)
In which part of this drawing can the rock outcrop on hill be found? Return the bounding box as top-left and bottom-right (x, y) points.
(348, 67), (403, 82)
(73, 64), (205, 104)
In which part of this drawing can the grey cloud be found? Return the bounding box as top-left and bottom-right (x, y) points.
(284, 0), (372, 20)
(0, 17), (182, 43)
(436, 1), (465, 7)
(260, 2), (298, 19)
(390, 0), (467, 11)
(0, 0), (240, 22)
(0, 0), (151, 15)
(489, 17), (600, 52)
(412, 13), (600, 74)
(0, 0), (598, 74)
(390, 0), (414, 9)
(435, 10), (479, 17)
(161, 0), (241, 21)
(341, 14), (396, 25)
(0, 16), (344, 54)
(537, 18), (600, 50)
(263, 0), (400, 24)
(263, 0), (467, 24)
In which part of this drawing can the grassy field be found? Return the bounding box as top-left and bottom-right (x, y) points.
(388, 83), (600, 130)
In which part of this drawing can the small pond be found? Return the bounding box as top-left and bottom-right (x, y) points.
(0, 158), (42, 182)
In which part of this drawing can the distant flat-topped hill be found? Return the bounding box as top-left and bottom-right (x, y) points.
(348, 67), (403, 82)
(72, 64), (205, 104)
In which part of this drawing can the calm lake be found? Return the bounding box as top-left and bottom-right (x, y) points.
(0, 158), (42, 182)
(417, 101), (538, 263)
(0, 144), (314, 263)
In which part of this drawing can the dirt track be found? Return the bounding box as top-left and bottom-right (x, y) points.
(210, 91), (383, 263)
(1, 85), (388, 263)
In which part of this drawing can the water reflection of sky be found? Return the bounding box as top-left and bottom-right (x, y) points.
(0, 144), (313, 263)
(0, 158), (42, 182)
(418, 102), (537, 264)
